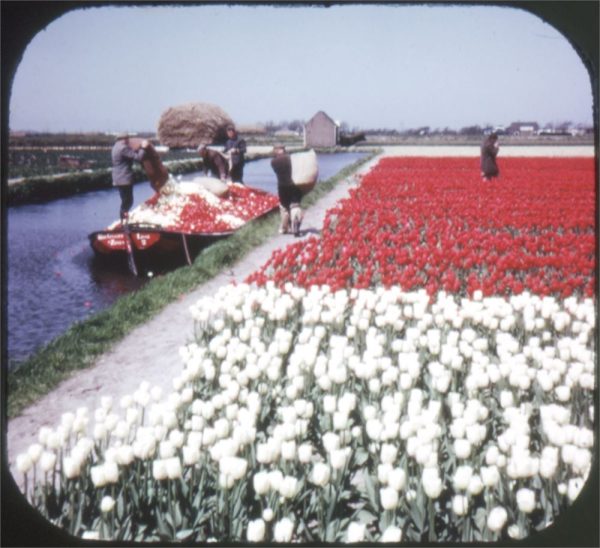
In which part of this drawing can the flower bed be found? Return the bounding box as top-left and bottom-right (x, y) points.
(14, 156), (596, 543)
(248, 157), (595, 297)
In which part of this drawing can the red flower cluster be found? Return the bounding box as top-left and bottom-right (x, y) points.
(144, 184), (279, 234)
(247, 157), (596, 298)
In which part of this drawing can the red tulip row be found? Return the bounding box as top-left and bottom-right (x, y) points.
(247, 157), (596, 298)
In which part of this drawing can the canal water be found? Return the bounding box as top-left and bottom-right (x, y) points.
(6, 152), (368, 368)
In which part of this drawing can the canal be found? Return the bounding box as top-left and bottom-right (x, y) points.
(6, 152), (369, 368)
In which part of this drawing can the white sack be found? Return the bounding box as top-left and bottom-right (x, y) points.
(183, 177), (229, 197)
(291, 149), (319, 188)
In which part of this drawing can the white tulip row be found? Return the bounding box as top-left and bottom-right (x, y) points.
(15, 282), (595, 542)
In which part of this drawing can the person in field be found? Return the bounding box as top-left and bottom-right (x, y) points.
(223, 125), (247, 183)
(271, 145), (303, 236)
(111, 133), (148, 222)
(198, 145), (229, 181)
(480, 132), (500, 181)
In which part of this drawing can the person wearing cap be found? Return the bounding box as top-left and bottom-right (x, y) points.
(271, 145), (303, 236)
(198, 145), (229, 181)
(111, 133), (149, 222)
(223, 125), (247, 183)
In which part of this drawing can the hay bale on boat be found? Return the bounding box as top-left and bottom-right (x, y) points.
(157, 102), (234, 149)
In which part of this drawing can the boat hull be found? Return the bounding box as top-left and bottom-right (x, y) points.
(89, 227), (232, 271)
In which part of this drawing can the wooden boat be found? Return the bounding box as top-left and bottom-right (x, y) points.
(89, 179), (279, 273)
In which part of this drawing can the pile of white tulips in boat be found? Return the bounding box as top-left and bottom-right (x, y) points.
(15, 282), (594, 543)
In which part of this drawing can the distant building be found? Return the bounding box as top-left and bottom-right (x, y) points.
(507, 122), (539, 135)
(304, 111), (339, 147)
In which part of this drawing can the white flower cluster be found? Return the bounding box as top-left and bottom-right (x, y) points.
(16, 282), (595, 542)
(184, 282), (595, 513)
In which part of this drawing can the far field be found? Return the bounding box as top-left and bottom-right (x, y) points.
(7, 132), (593, 180)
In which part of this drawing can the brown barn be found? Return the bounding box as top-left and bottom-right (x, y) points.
(304, 111), (339, 147)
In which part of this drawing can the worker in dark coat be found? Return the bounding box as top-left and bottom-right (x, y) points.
(223, 125), (247, 183)
(198, 145), (229, 181)
(271, 145), (303, 236)
(480, 133), (500, 181)
(111, 133), (148, 221)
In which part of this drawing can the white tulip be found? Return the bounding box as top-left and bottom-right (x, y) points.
(62, 457), (81, 479)
(182, 446), (200, 466)
(90, 465), (107, 487)
(329, 448), (350, 470)
(487, 506), (508, 532)
(380, 486), (399, 510)
(468, 474), (484, 495)
(27, 444), (44, 464)
(516, 488), (536, 513)
(380, 525), (403, 542)
(253, 471), (271, 495)
(453, 465), (473, 490)
(281, 440), (296, 461)
(310, 463), (331, 487)
(297, 443), (313, 463)
(422, 467), (443, 499)
(454, 439), (472, 459)
(347, 522), (366, 543)
(103, 461), (119, 484)
(273, 517), (294, 543)
(246, 518), (266, 542)
(322, 432), (340, 453)
(39, 451), (57, 473)
(279, 476), (300, 499)
(507, 524), (524, 540)
(16, 453), (33, 474)
(568, 477), (584, 502)
(152, 459), (168, 481)
(380, 444), (398, 465)
(452, 494), (469, 516)
(262, 507), (274, 522)
(100, 495), (115, 513)
(388, 468), (407, 491)
(481, 465), (500, 487)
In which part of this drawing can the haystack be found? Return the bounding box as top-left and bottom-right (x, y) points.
(157, 102), (234, 148)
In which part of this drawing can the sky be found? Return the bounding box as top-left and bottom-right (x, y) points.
(8, 3), (595, 133)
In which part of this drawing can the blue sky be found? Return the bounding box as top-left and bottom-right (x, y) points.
(8, 3), (595, 133)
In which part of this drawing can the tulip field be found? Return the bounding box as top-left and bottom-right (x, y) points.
(14, 155), (596, 543)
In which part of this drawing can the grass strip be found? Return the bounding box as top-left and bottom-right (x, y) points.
(6, 151), (379, 418)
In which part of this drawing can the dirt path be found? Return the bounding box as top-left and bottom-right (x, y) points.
(6, 145), (594, 479)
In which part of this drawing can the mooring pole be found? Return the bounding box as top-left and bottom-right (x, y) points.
(122, 222), (139, 276)
(181, 233), (192, 266)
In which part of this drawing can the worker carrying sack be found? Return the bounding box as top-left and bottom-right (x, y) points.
(291, 149), (318, 195)
(129, 139), (170, 192)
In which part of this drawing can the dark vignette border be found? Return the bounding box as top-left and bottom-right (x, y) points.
(1, 2), (598, 547)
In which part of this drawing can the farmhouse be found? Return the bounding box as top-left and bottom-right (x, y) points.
(507, 121), (539, 135)
(304, 111), (339, 147)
